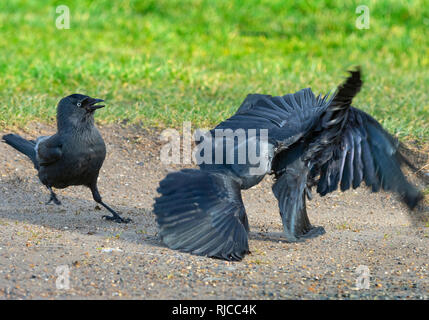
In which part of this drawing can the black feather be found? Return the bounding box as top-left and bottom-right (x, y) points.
(154, 169), (250, 261)
(2, 134), (38, 168)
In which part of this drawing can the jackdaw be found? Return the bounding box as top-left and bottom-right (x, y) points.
(153, 68), (423, 261)
(3, 94), (131, 223)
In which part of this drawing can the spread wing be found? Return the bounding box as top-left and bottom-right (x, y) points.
(213, 89), (333, 148)
(154, 169), (250, 261)
(315, 107), (423, 209)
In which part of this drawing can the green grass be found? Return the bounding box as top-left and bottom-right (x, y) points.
(0, 0), (428, 143)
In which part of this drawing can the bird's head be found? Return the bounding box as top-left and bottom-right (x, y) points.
(57, 94), (105, 129)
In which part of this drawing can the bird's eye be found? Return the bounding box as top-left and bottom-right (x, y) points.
(77, 102), (82, 107)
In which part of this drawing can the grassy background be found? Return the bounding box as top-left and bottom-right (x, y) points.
(0, 0), (428, 143)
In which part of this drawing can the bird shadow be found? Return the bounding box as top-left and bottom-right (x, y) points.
(249, 231), (292, 243)
(0, 176), (165, 247)
(2, 172), (427, 262)
(0, 176), (299, 256)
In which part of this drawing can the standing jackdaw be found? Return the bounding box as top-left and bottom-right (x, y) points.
(3, 94), (131, 223)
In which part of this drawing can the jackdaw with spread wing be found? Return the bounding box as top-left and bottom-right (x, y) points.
(2, 94), (131, 223)
(153, 68), (423, 261)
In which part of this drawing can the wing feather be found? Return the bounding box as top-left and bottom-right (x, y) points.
(154, 169), (250, 261)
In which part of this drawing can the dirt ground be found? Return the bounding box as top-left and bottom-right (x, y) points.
(0, 123), (428, 300)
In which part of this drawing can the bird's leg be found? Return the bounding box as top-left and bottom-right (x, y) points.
(100, 201), (132, 224)
(90, 184), (132, 223)
(46, 186), (61, 205)
(272, 166), (325, 242)
(280, 195), (325, 241)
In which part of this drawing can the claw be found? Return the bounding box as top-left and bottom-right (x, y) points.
(283, 226), (325, 242)
(102, 215), (132, 224)
(299, 226), (326, 240)
(46, 194), (61, 205)
(46, 186), (61, 205)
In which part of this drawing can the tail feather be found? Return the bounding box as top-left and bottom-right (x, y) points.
(2, 134), (38, 168)
(322, 66), (362, 130)
(305, 67), (363, 162)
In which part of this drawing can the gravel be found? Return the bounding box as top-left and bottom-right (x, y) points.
(0, 122), (427, 299)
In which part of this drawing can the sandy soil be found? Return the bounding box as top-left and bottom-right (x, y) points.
(0, 123), (428, 300)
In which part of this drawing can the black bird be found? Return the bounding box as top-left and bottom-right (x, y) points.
(2, 94), (131, 223)
(154, 68), (423, 261)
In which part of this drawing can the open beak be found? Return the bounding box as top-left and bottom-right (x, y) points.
(86, 98), (105, 111)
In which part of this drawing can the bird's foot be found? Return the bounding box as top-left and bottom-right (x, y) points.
(46, 194), (61, 205)
(102, 215), (132, 224)
(299, 226), (326, 239)
(283, 226), (325, 242)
